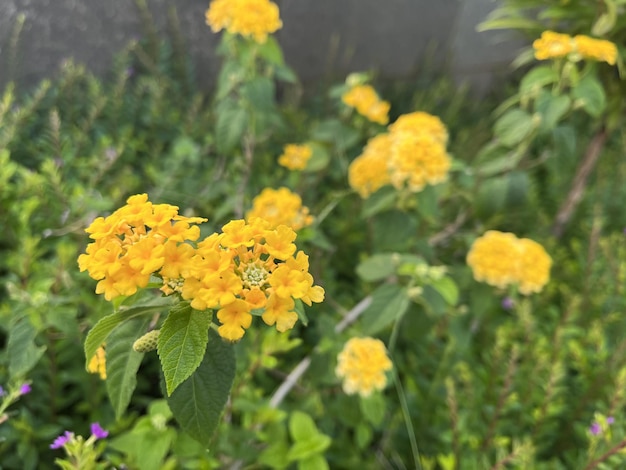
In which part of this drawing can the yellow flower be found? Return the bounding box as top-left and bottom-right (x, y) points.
(205, 0), (282, 44)
(388, 133), (451, 192)
(516, 238), (552, 295)
(87, 346), (107, 380)
(246, 187), (314, 230)
(388, 111), (449, 145)
(342, 84), (390, 125)
(573, 35), (618, 65)
(466, 230), (552, 294)
(335, 337), (392, 397)
(533, 31), (574, 60)
(348, 133), (392, 198)
(278, 144), (313, 171)
(466, 231), (521, 289)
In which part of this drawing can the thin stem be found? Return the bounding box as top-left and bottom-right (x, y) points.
(584, 438), (626, 470)
(392, 368), (422, 470)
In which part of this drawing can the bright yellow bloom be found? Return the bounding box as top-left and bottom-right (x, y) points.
(516, 238), (552, 295)
(388, 133), (451, 192)
(205, 0), (282, 44)
(336, 337), (392, 397)
(348, 133), (392, 198)
(246, 187), (314, 230)
(278, 144), (313, 171)
(87, 346), (107, 380)
(533, 31), (574, 60)
(342, 84), (390, 125)
(388, 111), (449, 145)
(466, 230), (552, 294)
(573, 35), (618, 65)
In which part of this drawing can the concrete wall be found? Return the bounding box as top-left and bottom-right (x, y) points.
(0, 0), (523, 93)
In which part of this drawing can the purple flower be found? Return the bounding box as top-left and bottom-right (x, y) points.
(0, 386), (5, 397)
(501, 297), (515, 310)
(19, 383), (31, 395)
(590, 422), (602, 435)
(90, 422), (109, 440)
(50, 431), (73, 449)
(607, 416), (615, 425)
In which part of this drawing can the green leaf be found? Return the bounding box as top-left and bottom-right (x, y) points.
(359, 393), (386, 426)
(476, 16), (542, 32)
(287, 411), (331, 462)
(84, 296), (171, 370)
(158, 302), (212, 396)
(258, 36), (285, 65)
(242, 77), (275, 113)
(428, 277), (459, 306)
(362, 284), (411, 335)
(167, 329), (235, 446)
(289, 410), (319, 442)
(356, 253), (397, 282)
(311, 119), (360, 151)
(360, 186), (397, 218)
(493, 109), (535, 147)
(537, 94), (571, 130)
(8, 314), (46, 378)
(297, 454), (330, 470)
(106, 317), (150, 419)
(215, 105), (248, 154)
(294, 298), (309, 326)
(572, 75), (606, 118)
(303, 142), (330, 172)
(519, 66), (559, 97)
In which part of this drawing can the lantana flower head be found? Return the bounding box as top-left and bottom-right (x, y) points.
(205, 0), (282, 44)
(87, 345), (107, 380)
(388, 111), (449, 145)
(336, 337), (393, 397)
(466, 230), (552, 295)
(342, 84), (390, 125)
(533, 30), (617, 65)
(348, 133), (392, 198)
(246, 187), (314, 231)
(532, 31), (574, 60)
(573, 35), (618, 65)
(278, 144), (313, 171)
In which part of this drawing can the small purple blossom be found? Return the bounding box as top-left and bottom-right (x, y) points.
(501, 297), (515, 310)
(19, 383), (31, 395)
(90, 422), (109, 440)
(607, 416), (615, 425)
(50, 431), (73, 449)
(590, 422), (602, 435)
(0, 386), (5, 397)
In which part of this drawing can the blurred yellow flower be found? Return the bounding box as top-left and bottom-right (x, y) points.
(388, 111), (448, 145)
(342, 84), (390, 125)
(573, 35), (618, 65)
(246, 187), (314, 231)
(533, 31), (574, 60)
(278, 144), (313, 171)
(87, 346), (107, 380)
(205, 0), (282, 44)
(348, 133), (392, 198)
(336, 337), (393, 397)
(467, 230), (552, 295)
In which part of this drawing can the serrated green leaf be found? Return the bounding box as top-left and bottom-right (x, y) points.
(158, 302), (212, 396)
(363, 284), (411, 335)
(494, 109), (535, 147)
(167, 329), (235, 446)
(289, 410), (318, 442)
(538, 94), (571, 130)
(84, 296), (171, 370)
(360, 186), (396, 218)
(242, 77), (275, 113)
(215, 106), (248, 154)
(258, 36), (285, 65)
(106, 317), (150, 419)
(520, 66), (559, 97)
(297, 455), (329, 470)
(359, 393), (386, 426)
(288, 436), (331, 463)
(8, 314), (46, 378)
(572, 75), (606, 118)
(287, 411), (331, 462)
(311, 119), (360, 151)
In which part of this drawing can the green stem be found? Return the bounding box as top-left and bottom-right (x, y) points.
(392, 367), (422, 470)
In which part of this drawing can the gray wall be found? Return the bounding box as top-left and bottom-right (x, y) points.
(0, 0), (523, 93)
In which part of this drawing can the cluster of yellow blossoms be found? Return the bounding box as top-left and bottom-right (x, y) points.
(342, 84), (391, 125)
(278, 143), (313, 171)
(348, 111), (451, 197)
(466, 230), (552, 295)
(205, 0), (282, 44)
(533, 31), (618, 65)
(246, 187), (314, 231)
(336, 337), (393, 397)
(79, 194), (324, 341)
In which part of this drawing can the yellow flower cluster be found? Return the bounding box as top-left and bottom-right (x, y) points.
(79, 194), (324, 341)
(78, 194), (207, 301)
(87, 345), (107, 380)
(466, 230), (552, 295)
(347, 111), (451, 197)
(246, 187), (314, 231)
(342, 84), (390, 125)
(205, 0), (282, 44)
(336, 337), (393, 397)
(278, 144), (313, 171)
(533, 31), (617, 65)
